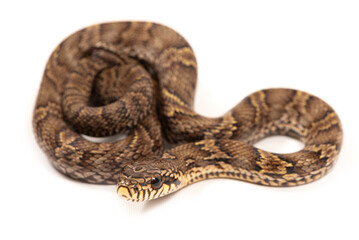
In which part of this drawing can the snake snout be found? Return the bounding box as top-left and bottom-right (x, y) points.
(117, 186), (136, 201)
(117, 181), (139, 201)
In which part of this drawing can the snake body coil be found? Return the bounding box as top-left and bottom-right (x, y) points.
(33, 22), (343, 201)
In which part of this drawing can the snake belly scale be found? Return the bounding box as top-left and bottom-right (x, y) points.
(33, 22), (343, 202)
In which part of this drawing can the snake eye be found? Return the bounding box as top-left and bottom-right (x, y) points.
(151, 175), (162, 189)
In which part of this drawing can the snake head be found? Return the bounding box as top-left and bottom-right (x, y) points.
(117, 156), (185, 202)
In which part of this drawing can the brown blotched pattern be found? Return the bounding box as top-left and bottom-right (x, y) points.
(33, 22), (343, 201)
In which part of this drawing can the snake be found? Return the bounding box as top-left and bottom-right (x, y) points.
(33, 21), (343, 202)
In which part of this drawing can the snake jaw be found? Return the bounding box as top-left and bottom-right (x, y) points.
(117, 183), (156, 202)
(117, 186), (136, 201)
(116, 175), (138, 200)
(116, 175), (154, 202)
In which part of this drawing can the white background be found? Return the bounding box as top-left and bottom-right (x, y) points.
(1, 0), (358, 239)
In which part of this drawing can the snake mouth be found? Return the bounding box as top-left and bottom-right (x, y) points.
(117, 186), (137, 201)
(116, 177), (151, 202)
(117, 185), (153, 202)
(116, 178), (141, 201)
(117, 181), (183, 202)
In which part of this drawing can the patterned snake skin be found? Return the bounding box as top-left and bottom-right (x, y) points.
(33, 22), (343, 201)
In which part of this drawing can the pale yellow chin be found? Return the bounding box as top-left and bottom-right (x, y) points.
(117, 186), (134, 201)
(117, 178), (185, 202)
(117, 185), (157, 202)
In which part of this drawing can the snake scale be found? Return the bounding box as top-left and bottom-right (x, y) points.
(33, 22), (343, 202)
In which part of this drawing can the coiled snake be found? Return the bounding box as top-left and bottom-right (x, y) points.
(33, 22), (343, 202)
